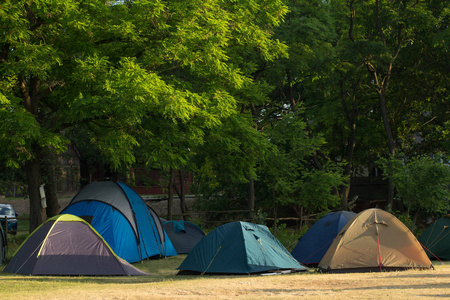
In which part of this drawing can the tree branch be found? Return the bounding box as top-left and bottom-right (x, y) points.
(375, 0), (387, 44)
(0, 42), (10, 62)
(19, 76), (32, 113)
(348, 0), (355, 42)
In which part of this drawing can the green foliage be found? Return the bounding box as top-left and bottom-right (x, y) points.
(0, 0), (290, 229)
(192, 113), (271, 209)
(296, 165), (347, 211)
(265, 0), (449, 216)
(0, 168), (26, 196)
(270, 221), (302, 252)
(259, 113), (347, 214)
(253, 208), (268, 225)
(1, 0), (289, 168)
(1, 0), (448, 228)
(379, 155), (450, 215)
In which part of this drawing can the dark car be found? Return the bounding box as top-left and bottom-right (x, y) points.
(0, 204), (18, 235)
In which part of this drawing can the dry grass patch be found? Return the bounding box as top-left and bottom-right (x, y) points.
(0, 256), (448, 299)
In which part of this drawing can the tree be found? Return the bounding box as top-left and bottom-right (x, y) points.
(259, 0), (350, 211)
(379, 155), (450, 228)
(261, 0), (449, 216)
(191, 113), (271, 219)
(0, 0), (289, 231)
(335, 0), (450, 209)
(258, 113), (346, 218)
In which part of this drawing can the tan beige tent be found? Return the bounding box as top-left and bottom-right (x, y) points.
(318, 208), (433, 272)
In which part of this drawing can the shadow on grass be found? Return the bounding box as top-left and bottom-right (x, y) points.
(255, 282), (450, 294)
(0, 274), (207, 284)
(0, 272), (265, 285)
(0, 255), (270, 284)
(381, 272), (450, 279)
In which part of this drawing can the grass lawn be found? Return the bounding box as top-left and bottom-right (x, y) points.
(0, 254), (449, 299)
(0, 200), (448, 299)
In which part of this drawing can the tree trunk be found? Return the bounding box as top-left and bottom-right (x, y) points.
(43, 177), (60, 217)
(340, 184), (351, 209)
(365, 62), (397, 211)
(372, 0), (402, 211)
(25, 145), (46, 233)
(341, 125), (356, 208)
(41, 151), (60, 217)
(167, 168), (174, 220)
(339, 77), (358, 208)
(172, 169), (188, 220)
(178, 170), (187, 220)
(342, 128), (357, 208)
(378, 91), (396, 210)
(248, 178), (255, 221)
(299, 206), (304, 231)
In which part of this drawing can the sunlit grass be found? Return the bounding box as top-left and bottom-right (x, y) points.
(0, 264), (448, 299)
(1, 201), (448, 299)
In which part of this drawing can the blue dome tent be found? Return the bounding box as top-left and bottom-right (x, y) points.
(61, 181), (177, 262)
(291, 211), (356, 265)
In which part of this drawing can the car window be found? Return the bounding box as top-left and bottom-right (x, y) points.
(0, 207), (15, 216)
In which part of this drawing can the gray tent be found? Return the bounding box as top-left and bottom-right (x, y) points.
(3, 214), (149, 276)
(163, 220), (205, 254)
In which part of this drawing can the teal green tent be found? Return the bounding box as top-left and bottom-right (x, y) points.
(419, 215), (450, 260)
(177, 221), (308, 274)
